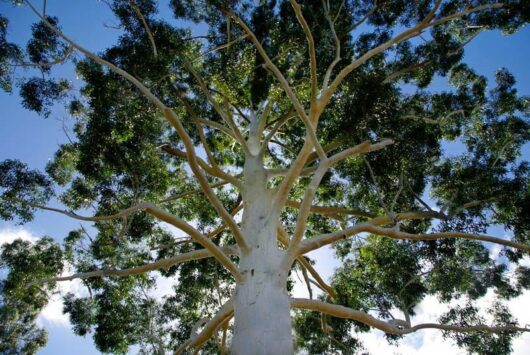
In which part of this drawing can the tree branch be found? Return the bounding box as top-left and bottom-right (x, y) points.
(321, 0), (341, 90)
(179, 96), (240, 185)
(267, 166), (317, 179)
(342, 6), (376, 39)
(34, 246), (239, 284)
(130, 0), (158, 58)
(304, 137), (348, 166)
(183, 63), (248, 152)
(384, 28), (484, 84)
(176, 298), (234, 354)
(286, 139), (394, 253)
(144, 202), (243, 281)
(160, 145), (241, 187)
(229, 11), (326, 161)
(297, 220), (530, 256)
(195, 117), (239, 142)
(285, 199), (375, 219)
(160, 108), (248, 251)
(277, 227), (336, 299)
(14, 45), (74, 69)
(291, 298), (530, 336)
(8, 198), (146, 222)
(159, 180), (229, 204)
(260, 109), (296, 154)
(23, 0), (249, 252)
(13, 197), (243, 280)
(191, 34), (248, 62)
(319, 2), (504, 108)
(289, 0), (318, 103)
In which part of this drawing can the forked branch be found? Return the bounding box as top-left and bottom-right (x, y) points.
(297, 221), (530, 255)
(277, 227), (336, 299)
(161, 145), (240, 187)
(291, 298), (530, 336)
(286, 139), (394, 253)
(145, 203), (243, 280)
(319, 2), (504, 107)
(228, 11), (326, 161)
(176, 299), (234, 354)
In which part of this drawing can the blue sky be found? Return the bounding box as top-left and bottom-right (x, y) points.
(1, 1), (530, 354)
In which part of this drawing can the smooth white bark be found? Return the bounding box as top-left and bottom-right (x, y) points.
(231, 155), (293, 354)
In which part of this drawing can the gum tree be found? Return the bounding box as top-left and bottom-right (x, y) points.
(1, 0), (530, 354)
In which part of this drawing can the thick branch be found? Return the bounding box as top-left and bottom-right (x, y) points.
(305, 137), (347, 166)
(144, 203), (243, 281)
(24, 0), (249, 252)
(292, 298), (398, 334)
(287, 139), (394, 253)
(297, 221), (530, 256)
(291, 298), (530, 336)
(163, 108), (248, 251)
(176, 299), (234, 354)
(273, 138), (316, 209)
(37, 246), (239, 283)
(277, 227), (335, 299)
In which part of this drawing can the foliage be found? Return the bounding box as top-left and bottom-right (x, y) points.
(1, 0), (530, 354)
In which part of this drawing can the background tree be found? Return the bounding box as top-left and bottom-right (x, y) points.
(1, 0), (530, 354)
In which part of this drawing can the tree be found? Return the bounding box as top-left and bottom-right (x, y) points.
(1, 0), (530, 353)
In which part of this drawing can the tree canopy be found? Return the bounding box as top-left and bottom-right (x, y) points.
(1, 0), (530, 354)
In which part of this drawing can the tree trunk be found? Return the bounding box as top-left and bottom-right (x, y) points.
(231, 155), (293, 354)
(231, 248), (292, 354)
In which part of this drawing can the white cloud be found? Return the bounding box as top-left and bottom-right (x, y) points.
(0, 227), (86, 327)
(489, 243), (504, 261)
(0, 227), (39, 245)
(37, 264), (87, 327)
(359, 328), (466, 355)
(358, 290), (530, 355)
(518, 256), (530, 269)
(150, 272), (177, 300)
(292, 244), (530, 354)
